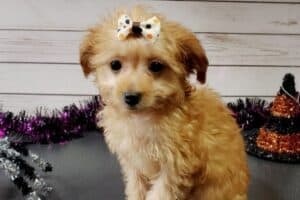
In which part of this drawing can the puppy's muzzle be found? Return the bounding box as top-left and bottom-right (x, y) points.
(124, 92), (142, 107)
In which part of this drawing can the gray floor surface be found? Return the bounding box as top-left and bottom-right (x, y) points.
(0, 132), (299, 200)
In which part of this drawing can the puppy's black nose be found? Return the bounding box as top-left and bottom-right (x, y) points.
(124, 92), (142, 107)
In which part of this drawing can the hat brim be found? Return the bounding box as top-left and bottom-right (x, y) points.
(243, 129), (300, 163)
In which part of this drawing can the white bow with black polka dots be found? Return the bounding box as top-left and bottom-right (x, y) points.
(117, 14), (161, 43)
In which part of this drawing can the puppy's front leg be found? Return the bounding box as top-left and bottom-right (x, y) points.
(124, 169), (148, 200)
(145, 146), (207, 200)
(145, 170), (193, 200)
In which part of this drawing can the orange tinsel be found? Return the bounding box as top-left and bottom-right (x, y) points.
(256, 128), (300, 154)
(271, 95), (300, 118)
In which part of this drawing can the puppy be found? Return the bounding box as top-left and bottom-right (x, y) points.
(80, 7), (249, 200)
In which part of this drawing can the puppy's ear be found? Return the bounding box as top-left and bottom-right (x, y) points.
(178, 33), (209, 84)
(80, 29), (96, 77)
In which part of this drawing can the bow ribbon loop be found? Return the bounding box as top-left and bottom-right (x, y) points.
(117, 15), (161, 43)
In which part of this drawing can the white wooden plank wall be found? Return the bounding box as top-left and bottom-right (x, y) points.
(0, 0), (299, 112)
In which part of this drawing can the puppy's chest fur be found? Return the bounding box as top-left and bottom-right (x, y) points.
(101, 110), (168, 178)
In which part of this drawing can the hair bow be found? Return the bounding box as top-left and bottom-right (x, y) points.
(117, 14), (161, 43)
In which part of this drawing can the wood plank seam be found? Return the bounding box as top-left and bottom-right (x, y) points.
(164, 0), (300, 4)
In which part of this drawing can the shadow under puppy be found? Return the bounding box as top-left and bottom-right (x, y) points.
(80, 7), (249, 200)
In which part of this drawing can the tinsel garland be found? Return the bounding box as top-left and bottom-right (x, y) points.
(0, 95), (270, 144)
(0, 95), (298, 163)
(0, 137), (53, 199)
(0, 97), (100, 199)
(227, 98), (270, 130)
(0, 96), (101, 144)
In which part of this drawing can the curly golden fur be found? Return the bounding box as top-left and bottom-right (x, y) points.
(80, 6), (249, 200)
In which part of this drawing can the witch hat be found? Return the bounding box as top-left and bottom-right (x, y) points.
(252, 73), (300, 162)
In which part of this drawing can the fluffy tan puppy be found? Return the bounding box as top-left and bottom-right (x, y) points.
(80, 7), (249, 200)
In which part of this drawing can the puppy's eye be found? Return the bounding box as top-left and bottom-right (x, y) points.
(110, 60), (122, 71)
(149, 61), (164, 73)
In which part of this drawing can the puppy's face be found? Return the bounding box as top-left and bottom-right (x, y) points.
(92, 40), (185, 113)
(80, 8), (208, 114)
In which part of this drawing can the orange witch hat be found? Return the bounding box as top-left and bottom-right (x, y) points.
(255, 73), (300, 162)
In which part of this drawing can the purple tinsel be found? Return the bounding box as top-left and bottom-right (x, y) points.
(0, 95), (270, 145)
(0, 96), (101, 144)
(227, 98), (270, 130)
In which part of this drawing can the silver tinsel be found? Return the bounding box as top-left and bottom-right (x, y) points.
(25, 192), (41, 200)
(32, 176), (53, 195)
(0, 137), (53, 199)
(0, 137), (20, 158)
(29, 151), (52, 172)
(0, 157), (20, 178)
